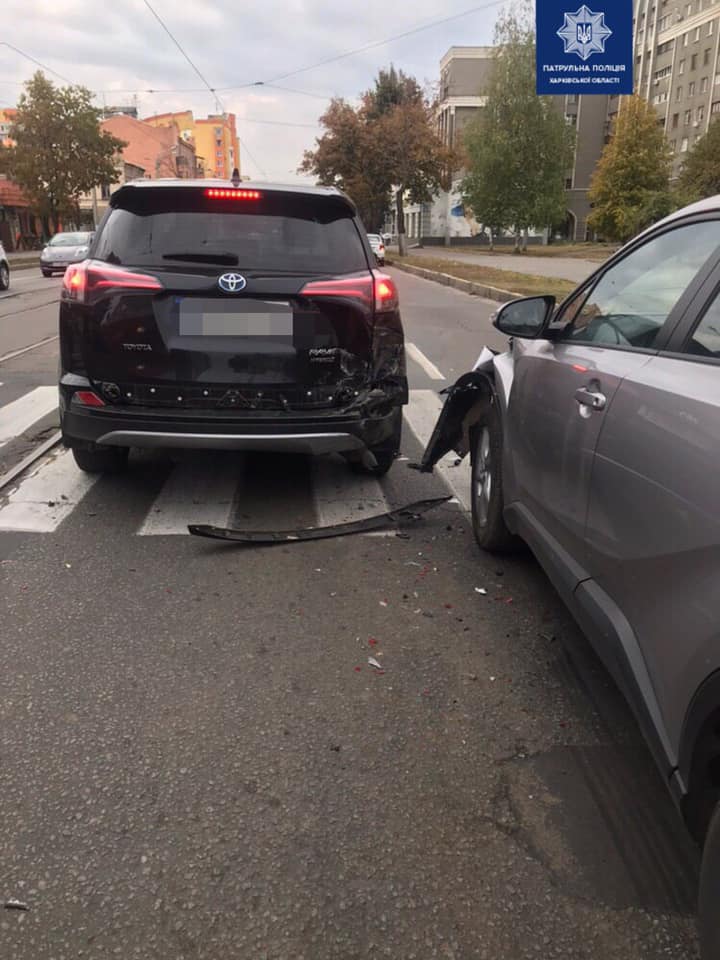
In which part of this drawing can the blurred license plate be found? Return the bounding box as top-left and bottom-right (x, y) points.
(179, 300), (293, 337)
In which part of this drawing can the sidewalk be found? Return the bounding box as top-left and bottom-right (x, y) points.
(395, 246), (601, 285)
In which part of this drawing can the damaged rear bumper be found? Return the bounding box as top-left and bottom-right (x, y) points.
(59, 375), (403, 457)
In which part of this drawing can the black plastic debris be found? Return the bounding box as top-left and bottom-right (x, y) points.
(188, 496), (452, 544)
(4, 899), (29, 911)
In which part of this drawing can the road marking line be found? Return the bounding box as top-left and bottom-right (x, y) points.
(312, 457), (394, 536)
(0, 333), (59, 364)
(0, 386), (57, 446)
(404, 389), (472, 512)
(405, 342), (445, 380)
(138, 456), (241, 535)
(0, 448), (97, 532)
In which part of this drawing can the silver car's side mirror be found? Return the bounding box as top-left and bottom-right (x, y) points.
(491, 296), (556, 339)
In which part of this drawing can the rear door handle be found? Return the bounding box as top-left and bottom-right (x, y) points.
(574, 386), (606, 411)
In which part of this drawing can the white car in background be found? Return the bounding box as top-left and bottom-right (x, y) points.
(0, 240), (9, 291)
(366, 233), (385, 266)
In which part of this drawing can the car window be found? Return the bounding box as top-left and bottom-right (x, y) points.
(685, 291), (720, 359)
(95, 190), (368, 274)
(50, 232), (92, 246)
(561, 220), (720, 349)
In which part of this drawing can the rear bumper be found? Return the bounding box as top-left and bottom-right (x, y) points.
(59, 377), (402, 456)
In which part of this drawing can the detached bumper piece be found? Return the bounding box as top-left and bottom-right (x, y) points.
(188, 496), (451, 544)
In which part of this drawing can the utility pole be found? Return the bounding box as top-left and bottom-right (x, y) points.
(92, 186), (98, 228)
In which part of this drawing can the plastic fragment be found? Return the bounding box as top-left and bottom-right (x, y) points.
(4, 899), (29, 911)
(475, 587), (487, 595)
(379, 600), (388, 607)
(368, 657), (384, 670)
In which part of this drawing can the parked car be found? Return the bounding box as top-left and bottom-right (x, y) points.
(367, 233), (386, 266)
(40, 231), (94, 276)
(59, 180), (406, 476)
(0, 240), (9, 291)
(420, 195), (720, 958)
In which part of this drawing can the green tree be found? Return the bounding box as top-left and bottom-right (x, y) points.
(0, 72), (125, 236)
(588, 95), (672, 243)
(301, 66), (451, 251)
(676, 118), (720, 204)
(461, 3), (575, 250)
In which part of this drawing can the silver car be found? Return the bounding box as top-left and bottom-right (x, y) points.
(40, 231), (94, 277)
(0, 240), (9, 291)
(366, 233), (385, 266)
(421, 195), (720, 957)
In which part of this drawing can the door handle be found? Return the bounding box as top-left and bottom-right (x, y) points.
(574, 386), (607, 411)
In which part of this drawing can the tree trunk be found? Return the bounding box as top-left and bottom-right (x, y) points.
(522, 227), (528, 252)
(488, 227), (494, 251)
(514, 230), (520, 253)
(396, 187), (407, 257)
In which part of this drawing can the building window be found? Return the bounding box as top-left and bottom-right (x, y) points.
(694, 26), (701, 40)
(679, 59), (685, 73)
(672, 112), (680, 127)
(702, 75), (709, 91)
(565, 177), (573, 189)
(658, 14), (670, 29)
(709, 19), (715, 35)
(705, 47), (712, 64)
(683, 32), (689, 46)
(567, 93), (578, 104)
(677, 84), (684, 99)
(565, 113), (578, 125)
(687, 1), (693, 12)
(691, 53), (698, 69)
(689, 80), (696, 94)
(669, 139), (677, 150)
(711, 99), (720, 112)
(654, 65), (673, 79)
(698, 104), (705, 120)
(685, 108), (693, 123)
(681, 136), (689, 150)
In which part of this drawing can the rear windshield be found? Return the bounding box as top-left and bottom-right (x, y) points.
(94, 189), (368, 274)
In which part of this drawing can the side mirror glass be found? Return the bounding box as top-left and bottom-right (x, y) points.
(492, 295), (556, 338)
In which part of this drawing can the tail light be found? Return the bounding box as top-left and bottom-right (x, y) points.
(73, 390), (105, 407)
(62, 261), (164, 304)
(300, 271), (398, 313)
(205, 188), (262, 200)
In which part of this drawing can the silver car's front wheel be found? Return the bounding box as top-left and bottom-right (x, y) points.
(469, 404), (515, 553)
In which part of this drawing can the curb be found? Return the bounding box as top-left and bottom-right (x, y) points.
(386, 258), (520, 303)
(8, 259), (39, 273)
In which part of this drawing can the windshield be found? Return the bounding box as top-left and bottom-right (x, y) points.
(49, 232), (92, 247)
(94, 192), (368, 273)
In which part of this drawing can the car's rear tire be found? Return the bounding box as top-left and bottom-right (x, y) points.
(41, 268), (52, 277)
(699, 801), (720, 958)
(349, 408), (402, 477)
(469, 402), (516, 553)
(0, 263), (9, 290)
(72, 444), (129, 474)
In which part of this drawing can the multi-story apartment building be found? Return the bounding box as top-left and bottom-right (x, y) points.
(144, 111), (240, 179)
(0, 107), (17, 147)
(632, 0), (720, 177)
(390, 47), (610, 244)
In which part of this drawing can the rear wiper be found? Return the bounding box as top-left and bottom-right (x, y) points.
(162, 252), (239, 265)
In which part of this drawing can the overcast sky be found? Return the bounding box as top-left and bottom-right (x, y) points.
(0, 0), (499, 182)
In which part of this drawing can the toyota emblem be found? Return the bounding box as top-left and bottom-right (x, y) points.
(218, 272), (247, 293)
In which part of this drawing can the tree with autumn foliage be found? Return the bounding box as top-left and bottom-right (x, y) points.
(676, 118), (720, 205)
(588, 95), (673, 243)
(301, 67), (452, 254)
(0, 72), (125, 236)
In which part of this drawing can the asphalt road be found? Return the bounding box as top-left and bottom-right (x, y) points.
(0, 270), (700, 959)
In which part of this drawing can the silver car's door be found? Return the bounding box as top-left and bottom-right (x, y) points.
(505, 218), (720, 600)
(583, 264), (720, 766)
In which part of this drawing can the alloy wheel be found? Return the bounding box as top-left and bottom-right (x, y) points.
(473, 426), (492, 526)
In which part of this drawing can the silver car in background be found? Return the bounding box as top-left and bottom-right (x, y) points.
(0, 240), (9, 291)
(420, 195), (720, 958)
(40, 231), (93, 277)
(366, 233), (385, 266)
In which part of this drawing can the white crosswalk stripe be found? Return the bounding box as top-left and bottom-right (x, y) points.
(0, 386), (57, 446)
(0, 385), (467, 535)
(138, 455), (241, 535)
(0, 448), (97, 532)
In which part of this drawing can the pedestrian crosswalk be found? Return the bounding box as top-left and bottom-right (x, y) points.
(0, 386), (470, 536)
